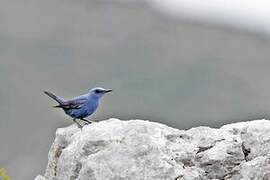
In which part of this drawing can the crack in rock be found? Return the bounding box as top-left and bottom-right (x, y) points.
(241, 143), (251, 161)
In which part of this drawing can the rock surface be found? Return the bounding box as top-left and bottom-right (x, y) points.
(35, 119), (270, 180)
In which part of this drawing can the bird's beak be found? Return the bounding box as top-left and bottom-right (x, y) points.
(105, 89), (112, 93)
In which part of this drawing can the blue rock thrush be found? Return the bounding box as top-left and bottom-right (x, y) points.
(44, 87), (112, 128)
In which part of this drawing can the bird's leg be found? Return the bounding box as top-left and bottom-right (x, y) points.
(80, 118), (92, 124)
(73, 118), (83, 128)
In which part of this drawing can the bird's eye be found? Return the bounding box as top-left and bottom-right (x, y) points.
(95, 89), (101, 93)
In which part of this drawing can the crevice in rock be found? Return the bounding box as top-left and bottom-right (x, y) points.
(177, 157), (195, 167)
(175, 175), (183, 180)
(71, 162), (82, 180)
(241, 143), (250, 161)
(53, 142), (68, 177)
(196, 145), (214, 154)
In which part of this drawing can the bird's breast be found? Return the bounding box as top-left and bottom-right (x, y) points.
(85, 100), (98, 114)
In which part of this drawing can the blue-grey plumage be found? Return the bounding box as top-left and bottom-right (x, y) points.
(44, 87), (112, 128)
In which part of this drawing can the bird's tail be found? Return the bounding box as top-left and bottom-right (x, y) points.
(44, 91), (65, 104)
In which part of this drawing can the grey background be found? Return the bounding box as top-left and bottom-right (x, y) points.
(1, 0), (270, 179)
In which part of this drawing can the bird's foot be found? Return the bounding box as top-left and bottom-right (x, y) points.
(80, 118), (93, 125)
(73, 119), (83, 128)
(81, 121), (89, 126)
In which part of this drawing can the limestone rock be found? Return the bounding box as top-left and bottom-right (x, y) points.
(35, 119), (270, 180)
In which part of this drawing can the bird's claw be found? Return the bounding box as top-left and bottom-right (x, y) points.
(80, 118), (93, 125)
(81, 121), (91, 126)
(73, 119), (83, 128)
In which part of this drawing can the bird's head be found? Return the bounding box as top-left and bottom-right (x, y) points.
(89, 87), (112, 99)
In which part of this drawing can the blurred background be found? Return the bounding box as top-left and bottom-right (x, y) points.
(2, 0), (270, 179)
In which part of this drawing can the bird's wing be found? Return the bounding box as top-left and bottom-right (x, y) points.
(54, 98), (87, 110)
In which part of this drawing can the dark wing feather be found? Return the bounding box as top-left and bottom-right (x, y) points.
(54, 100), (85, 110)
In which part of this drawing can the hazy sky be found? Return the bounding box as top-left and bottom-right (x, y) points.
(149, 0), (270, 36)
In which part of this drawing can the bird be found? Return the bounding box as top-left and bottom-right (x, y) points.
(44, 87), (112, 128)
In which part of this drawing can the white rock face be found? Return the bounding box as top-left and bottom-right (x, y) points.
(35, 119), (270, 180)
